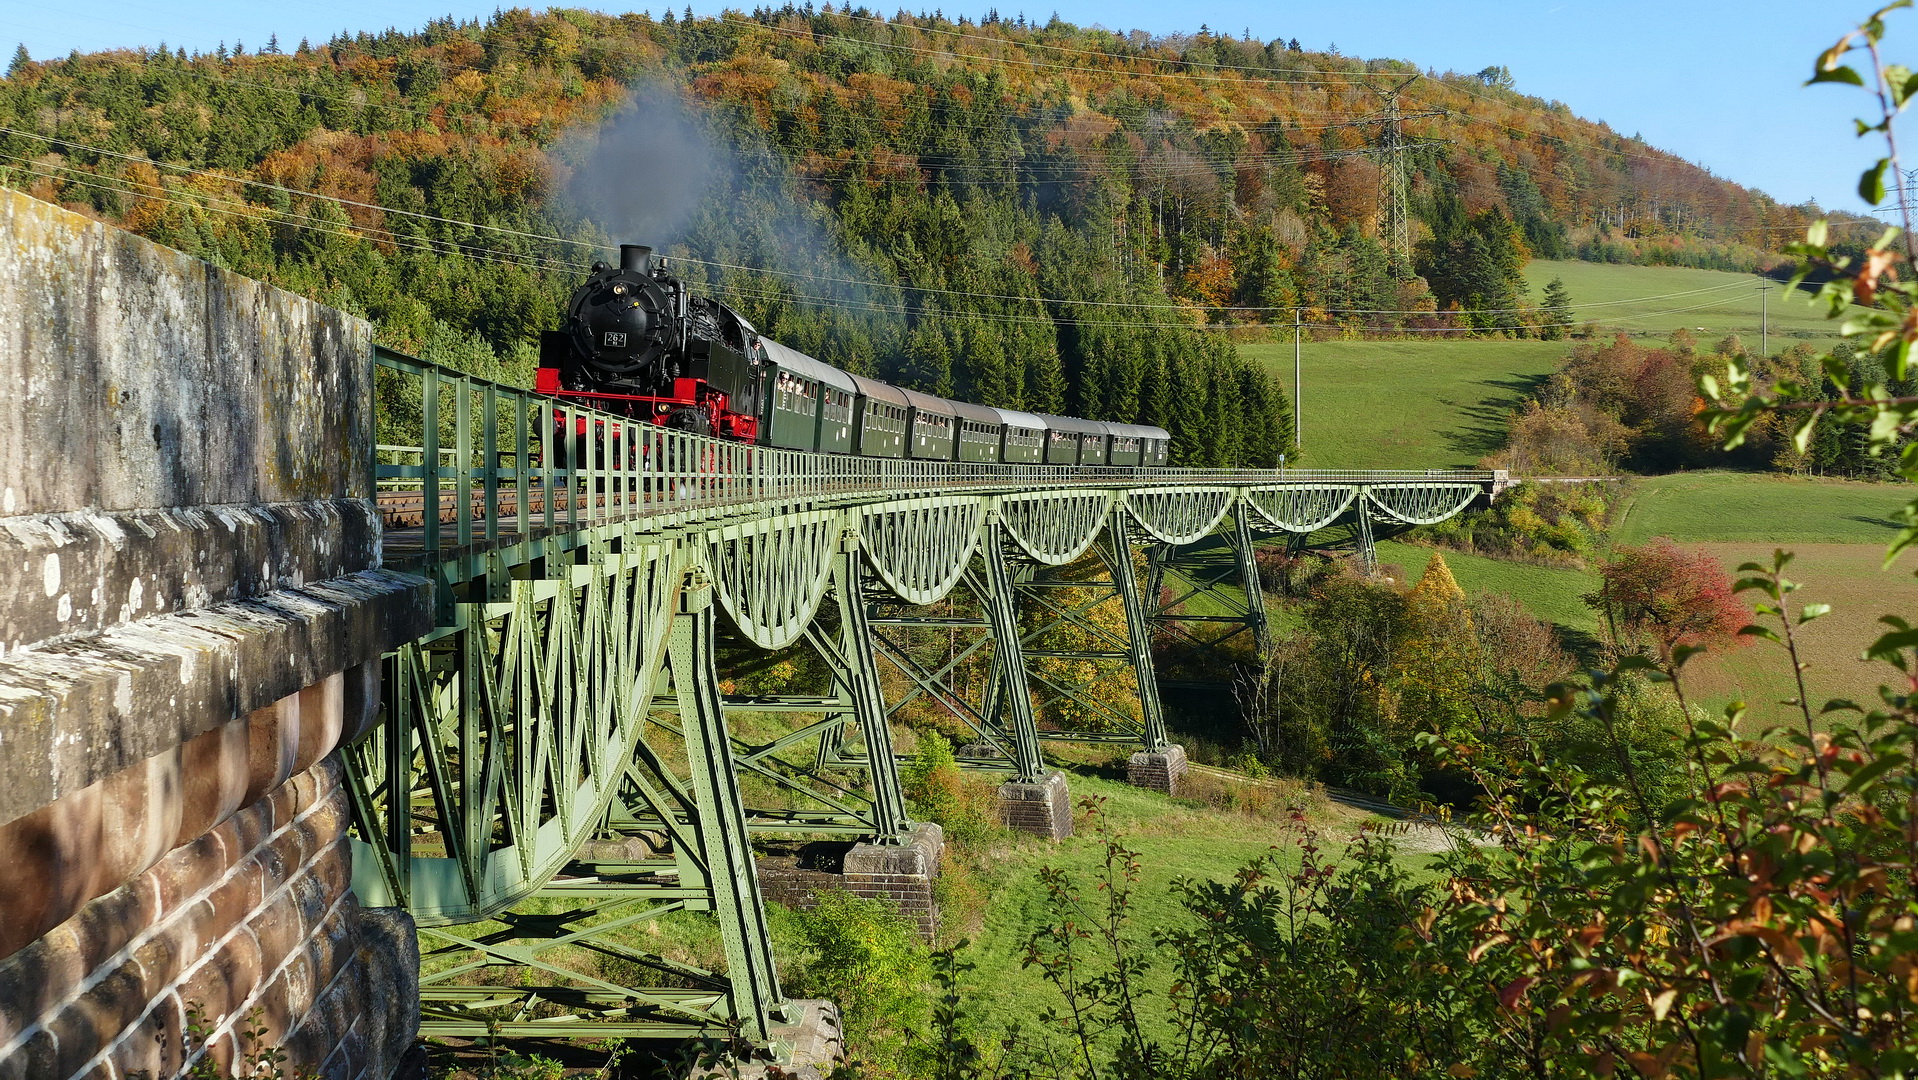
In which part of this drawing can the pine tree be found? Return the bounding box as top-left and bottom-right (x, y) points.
(6, 44), (30, 78)
(1541, 277), (1573, 340)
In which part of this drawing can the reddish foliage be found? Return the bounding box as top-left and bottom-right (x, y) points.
(1585, 537), (1749, 655)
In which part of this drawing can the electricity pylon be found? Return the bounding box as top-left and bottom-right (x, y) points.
(1370, 74), (1445, 272)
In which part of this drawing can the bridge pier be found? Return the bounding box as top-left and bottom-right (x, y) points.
(979, 516), (1075, 839)
(0, 189), (431, 1080)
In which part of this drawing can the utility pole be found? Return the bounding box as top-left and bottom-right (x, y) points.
(1294, 308), (1302, 451)
(1758, 285), (1772, 359)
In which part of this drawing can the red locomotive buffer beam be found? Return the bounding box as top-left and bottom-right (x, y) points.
(536, 367), (760, 442)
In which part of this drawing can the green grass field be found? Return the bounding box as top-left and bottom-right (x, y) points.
(1373, 473), (1918, 713)
(1237, 259), (1867, 471)
(1241, 338), (1569, 469)
(1376, 541), (1600, 635)
(1612, 471), (1910, 546)
(1522, 259), (1846, 343)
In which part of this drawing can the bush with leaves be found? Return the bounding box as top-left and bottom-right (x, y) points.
(1419, 480), (1617, 567)
(787, 889), (932, 1070)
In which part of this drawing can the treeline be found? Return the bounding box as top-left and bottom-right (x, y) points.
(1485, 331), (1907, 480)
(0, 8), (1828, 463)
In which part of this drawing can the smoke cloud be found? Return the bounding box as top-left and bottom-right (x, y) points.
(556, 83), (720, 249)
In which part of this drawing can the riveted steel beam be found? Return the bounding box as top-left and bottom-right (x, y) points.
(667, 572), (785, 1044)
(1100, 510), (1170, 753)
(979, 514), (1047, 783)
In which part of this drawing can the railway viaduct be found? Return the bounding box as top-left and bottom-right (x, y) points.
(0, 189), (1500, 1078)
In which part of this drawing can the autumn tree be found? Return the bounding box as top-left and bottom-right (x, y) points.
(1583, 537), (1747, 658)
(1392, 554), (1480, 739)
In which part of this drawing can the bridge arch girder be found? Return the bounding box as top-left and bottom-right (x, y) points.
(858, 496), (984, 605)
(1242, 484), (1361, 533)
(703, 508), (842, 650)
(351, 536), (686, 926)
(1123, 488), (1235, 545)
(996, 491), (1112, 565)
(1364, 482), (1482, 525)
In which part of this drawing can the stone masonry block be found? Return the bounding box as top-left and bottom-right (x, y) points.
(1126, 744), (1189, 796)
(997, 771), (1074, 840)
(690, 998), (844, 1080)
(842, 823), (943, 938)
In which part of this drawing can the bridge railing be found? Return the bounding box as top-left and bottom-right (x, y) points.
(372, 347), (1498, 549)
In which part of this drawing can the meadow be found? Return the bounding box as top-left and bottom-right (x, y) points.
(1522, 259), (1843, 342)
(1237, 260), (1864, 472)
(1375, 472), (1918, 715)
(945, 769), (1418, 1044)
(1239, 338), (1567, 469)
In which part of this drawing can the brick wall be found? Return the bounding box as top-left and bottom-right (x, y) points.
(997, 772), (1074, 840)
(0, 757), (414, 1080)
(0, 190), (431, 1079)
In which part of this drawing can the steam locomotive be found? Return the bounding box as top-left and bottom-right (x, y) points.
(537, 244), (1172, 467)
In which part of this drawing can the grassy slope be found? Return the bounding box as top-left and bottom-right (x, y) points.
(1236, 260), (1864, 471)
(1375, 541), (1599, 635)
(1522, 259), (1843, 342)
(1241, 339), (1568, 469)
(952, 771), (1414, 1041)
(1611, 471), (1910, 546)
(1373, 474), (1918, 714)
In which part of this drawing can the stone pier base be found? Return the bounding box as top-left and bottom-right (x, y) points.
(687, 999), (844, 1080)
(997, 771), (1074, 839)
(1127, 744), (1189, 795)
(842, 823), (943, 938)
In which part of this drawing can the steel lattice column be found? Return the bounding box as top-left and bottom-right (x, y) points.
(1231, 511), (1274, 656)
(1099, 511), (1170, 753)
(1354, 492), (1380, 575)
(979, 514), (1047, 784)
(831, 531), (911, 840)
(668, 571), (785, 1043)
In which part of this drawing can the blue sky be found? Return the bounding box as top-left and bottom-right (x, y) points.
(5, 0), (1905, 214)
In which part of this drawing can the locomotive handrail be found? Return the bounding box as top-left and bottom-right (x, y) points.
(371, 346), (1502, 552)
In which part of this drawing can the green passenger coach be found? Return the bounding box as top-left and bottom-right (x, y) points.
(993, 409), (1048, 464)
(951, 400), (1003, 462)
(759, 338), (858, 453)
(850, 374), (911, 458)
(902, 389), (959, 460)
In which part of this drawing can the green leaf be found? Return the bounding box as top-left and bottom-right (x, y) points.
(1863, 158), (1892, 205)
(1807, 219), (1831, 247)
(1793, 413), (1820, 455)
(1884, 523), (1918, 569)
(1811, 63), (1866, 86)
(1819, 698), (1864, 714)
(1839, 753), (1906, 796)
(1739, 624), (1783, 644)
(1864, 625), (1918, 658)
(1799, 602), (1832, 623)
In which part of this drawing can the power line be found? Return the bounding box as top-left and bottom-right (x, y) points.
(3, 128), (1791, 321)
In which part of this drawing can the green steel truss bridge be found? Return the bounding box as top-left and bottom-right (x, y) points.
(349, 348), (1502, 1047)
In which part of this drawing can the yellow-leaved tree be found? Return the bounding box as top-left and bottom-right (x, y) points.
(1391, 554), (1481, 741)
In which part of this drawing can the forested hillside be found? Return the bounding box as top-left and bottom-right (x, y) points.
(0, 8), (1830, 464)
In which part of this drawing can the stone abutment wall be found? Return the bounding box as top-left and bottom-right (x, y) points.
(0, 190), (431, 1079)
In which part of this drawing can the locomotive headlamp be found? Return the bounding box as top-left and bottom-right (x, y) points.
(612, 283), (628, 295)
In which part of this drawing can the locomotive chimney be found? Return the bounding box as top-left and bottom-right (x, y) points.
(619, 244), (654, 272)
